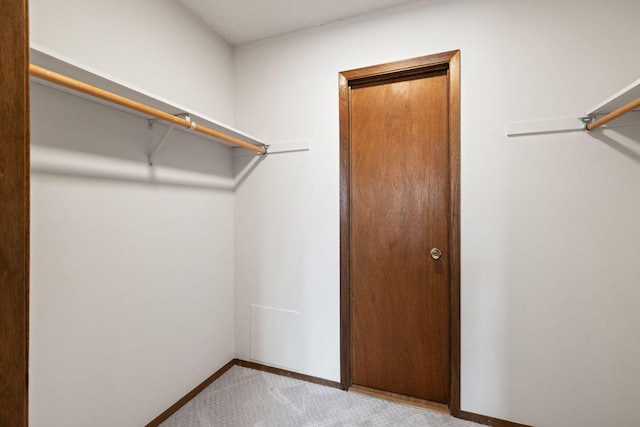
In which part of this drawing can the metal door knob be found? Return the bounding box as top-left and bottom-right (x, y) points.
(430, 248), (442, 260)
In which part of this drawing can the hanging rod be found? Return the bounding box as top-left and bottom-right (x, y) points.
(586, 97), (640, 131)
(29, 64), (267, 155)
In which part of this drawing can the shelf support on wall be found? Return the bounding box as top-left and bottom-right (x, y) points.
(148, 124), (175, 167)
(585, 97), (640, 131)
(506, 78), (640, 137)
(147, 113), (197, 167)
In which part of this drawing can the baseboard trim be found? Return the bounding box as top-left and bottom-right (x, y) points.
(145, 358), (342, 425)
(145, 359), (236, 426)
(233, 359), (343, 389)
(457, 410), (533, 427)
(146, 359), (530, 427)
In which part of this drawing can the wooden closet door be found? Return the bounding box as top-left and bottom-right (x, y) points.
(350, 70), (450, 403)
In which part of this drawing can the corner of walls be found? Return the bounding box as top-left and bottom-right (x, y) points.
(29, 0), (238, 425)
(231, 29), (342, 381)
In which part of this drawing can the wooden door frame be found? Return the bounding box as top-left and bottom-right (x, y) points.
(339, 50), (461, 415)
(0, 0), (30, 425)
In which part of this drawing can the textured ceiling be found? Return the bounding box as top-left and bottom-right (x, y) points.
(177, 0), (423, 45)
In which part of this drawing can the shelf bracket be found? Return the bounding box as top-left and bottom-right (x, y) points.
(148, 124), (175, 167)
(579, 116), (596, 130)
(148, 113), (191, 167)
(148, 112), (191, 130)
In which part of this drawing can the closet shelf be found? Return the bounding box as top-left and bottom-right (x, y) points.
(584, 79), (640, 131)
(29, 46), (267, 157)
(506, 77), (640, 136)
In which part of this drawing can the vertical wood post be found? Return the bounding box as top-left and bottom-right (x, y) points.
(0, 0), (30, 425)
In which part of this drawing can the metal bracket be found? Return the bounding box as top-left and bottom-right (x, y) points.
(147, 113), (192, 166)
(148, 113), (191, 130)
(148, 124), (175, 167)
(579, 116), (596, 130)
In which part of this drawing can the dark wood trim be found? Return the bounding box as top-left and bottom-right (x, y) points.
(339, 51), (456, 85)
(234, 359), (342, 389)
(338, 72), (351, 390)
(146, 358), (533, 427)
(145, 360), (236, 426)
(146, 359), (342, 425)
(459, 411), (533, 427)
(338, 50), (461, 411)
(447, 50), (462, 418)
(0, 1), (30, 426)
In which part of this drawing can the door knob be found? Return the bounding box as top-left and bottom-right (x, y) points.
(430, 248), (442, 260)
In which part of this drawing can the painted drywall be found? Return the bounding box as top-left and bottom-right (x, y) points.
(30, 0), (234, 123)
(29, 0), (237, 425)
(233, 0), (640, 426)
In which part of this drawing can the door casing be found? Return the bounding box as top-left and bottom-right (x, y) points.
(339, 50), (461, 415)
(0, 0), (30, 425)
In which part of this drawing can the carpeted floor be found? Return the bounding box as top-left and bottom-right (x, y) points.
(160, 366), (482, 426)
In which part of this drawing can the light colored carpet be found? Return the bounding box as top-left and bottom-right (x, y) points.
(160, 366), (482, 426)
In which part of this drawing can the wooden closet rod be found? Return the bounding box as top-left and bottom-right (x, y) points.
(29, 64), (267, 155)
(587, 97), (640, 131)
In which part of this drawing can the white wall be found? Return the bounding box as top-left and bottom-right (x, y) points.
(29, 0), (236, 425)
(30, 0), (234, 123)
(233, 1), (640, 426)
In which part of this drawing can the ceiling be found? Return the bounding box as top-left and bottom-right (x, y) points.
(177, 0), (423, 45)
